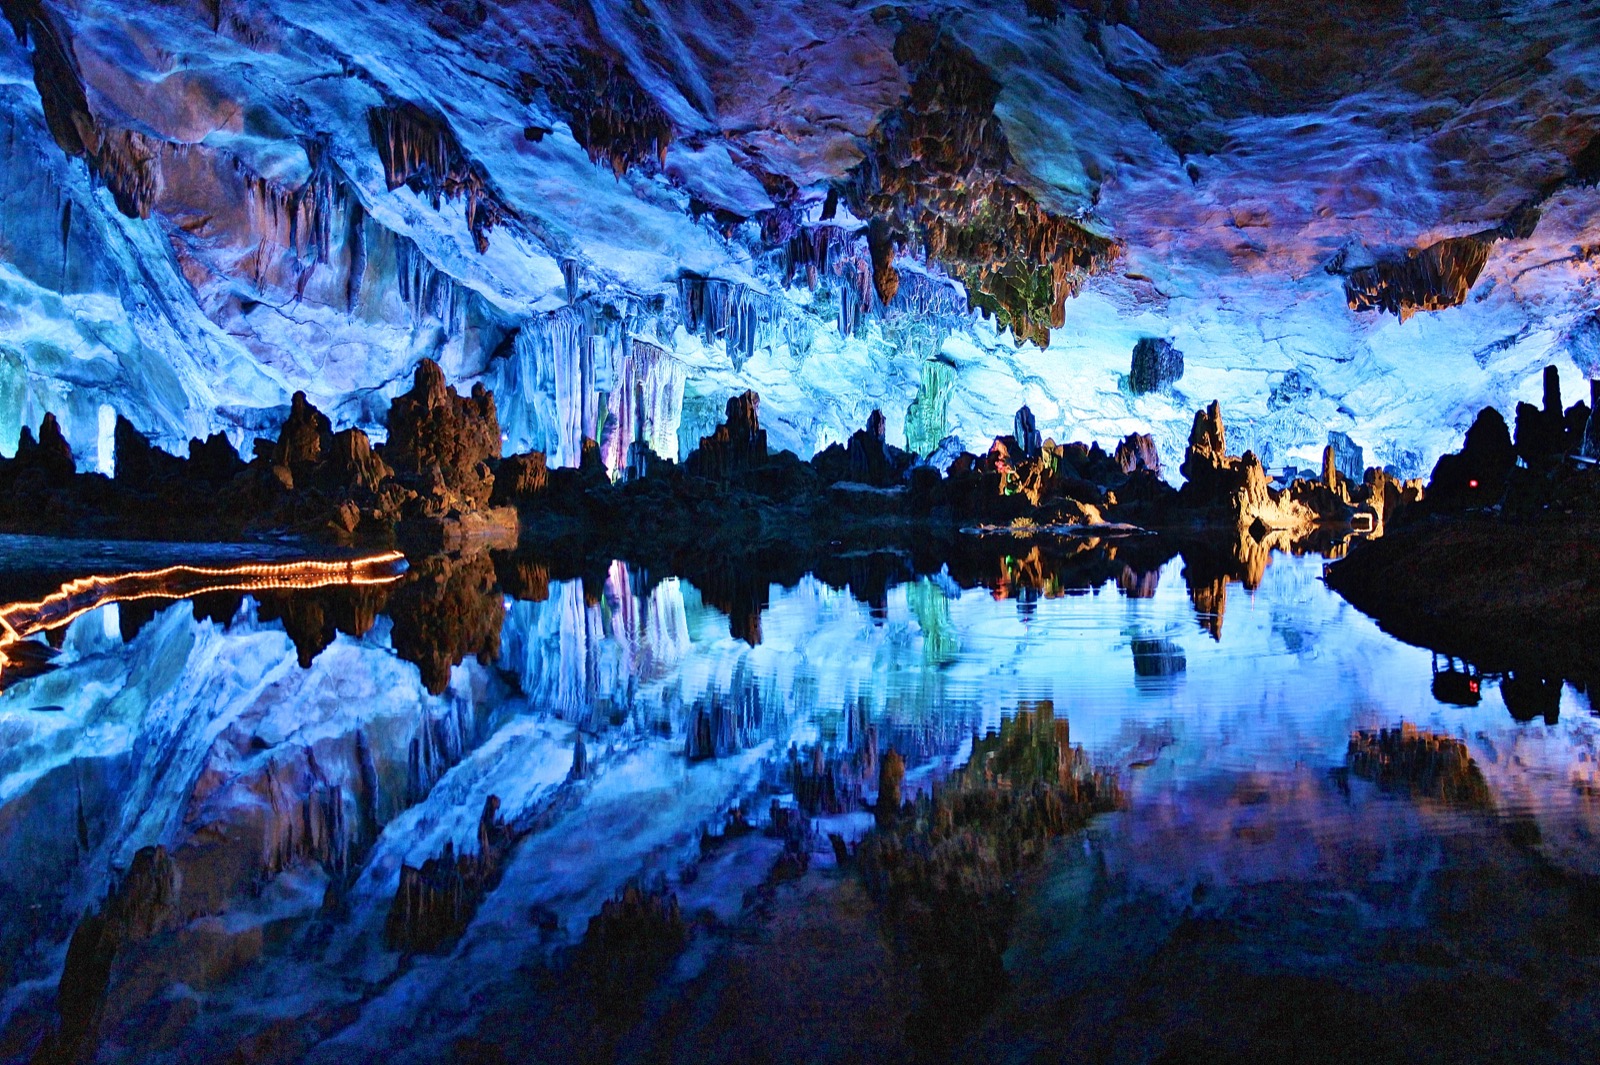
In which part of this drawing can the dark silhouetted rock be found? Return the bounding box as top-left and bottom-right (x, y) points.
(15, 412), (76, 485)
(686, 390), (767, 479)
(186, 432), (244, 485)
(1426, 406), (1516, 505)
(1129, 337), (1183, 394)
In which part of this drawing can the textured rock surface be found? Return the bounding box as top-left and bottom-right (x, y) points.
(0, 0), (1594, 484)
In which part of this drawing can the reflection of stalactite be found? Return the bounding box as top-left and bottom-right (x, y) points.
(685, 667), (765, 760)
(1347, 725), (1493, 808)
(46, 846), (182, 1063)
(265, 782), (352, 880)
(386, 796), (512, 952)
(369, 102), (504, 252)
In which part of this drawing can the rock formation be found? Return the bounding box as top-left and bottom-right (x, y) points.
(1177, 401), (1321, 532)
(685, 391), (768, 480)
(1426, 406), (1517, 507)
(1129, 338), (1184, 395)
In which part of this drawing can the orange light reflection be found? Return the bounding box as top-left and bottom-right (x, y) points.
(0, 551), (407, 682)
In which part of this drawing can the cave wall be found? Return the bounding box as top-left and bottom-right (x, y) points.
(0, 0), (1596, 478)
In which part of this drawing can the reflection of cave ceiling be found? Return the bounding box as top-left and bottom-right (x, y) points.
(1, 0), (1598, 477)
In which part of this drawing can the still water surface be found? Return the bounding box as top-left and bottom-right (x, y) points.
(0, 539), (1595, 1063)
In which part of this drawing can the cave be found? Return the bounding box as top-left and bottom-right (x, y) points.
(0, 2), (1598, 1062)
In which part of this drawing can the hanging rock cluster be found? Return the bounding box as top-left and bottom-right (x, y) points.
(370, 103), (505, 252)
(844, 23), (1118, 347)
(541, 47), (675, 177)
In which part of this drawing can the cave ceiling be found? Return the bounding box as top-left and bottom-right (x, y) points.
(1, 0), (1597, 475)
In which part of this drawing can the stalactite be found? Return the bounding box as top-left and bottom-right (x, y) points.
(395, 235), (464, 329)
(1344, 233), (1495, 320)
(543, 47), (674, 177)
(369, 102), (504, 252)
(843, 27), (1117, 346)
(782, 224), (968, 347)
(86, 125), (161, 219)
(599, 338), (686, 472)
(677, 274), (773, 370)
(493, 307), (593, 466)
(235, 141), (346, 263)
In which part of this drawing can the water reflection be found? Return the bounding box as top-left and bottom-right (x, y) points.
(0, 535), (1596, 1062)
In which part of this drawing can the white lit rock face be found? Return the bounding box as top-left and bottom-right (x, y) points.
(0, 0), (1597, 477)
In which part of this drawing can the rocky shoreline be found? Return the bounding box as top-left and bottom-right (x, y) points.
(6, 358), (1599, 695)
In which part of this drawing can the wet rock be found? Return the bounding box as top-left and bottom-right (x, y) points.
(1129, 337), (1184, 394)
(321, 428), (392, 493)
(113, 415), (185, 490)
(1584, 380), (1600, 459)
(841, 408), (911, 488)
(1513, 364), (1574, 469)
(1178, 401), (1324, 530)
(186, 433), (245, 486)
